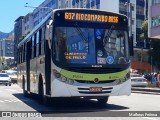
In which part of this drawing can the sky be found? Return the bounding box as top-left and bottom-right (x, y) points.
(0, 0), (44, 33)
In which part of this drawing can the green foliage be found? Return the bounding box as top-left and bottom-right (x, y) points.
(3, 65), (10, 70)
(140, 20), (149, 42)
(0, 58), (5, 62)
(19, 30), (32, 42)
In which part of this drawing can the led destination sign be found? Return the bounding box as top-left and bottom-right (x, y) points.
(65, 12), (119, 23)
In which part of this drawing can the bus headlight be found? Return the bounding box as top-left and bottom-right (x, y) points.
(61, 77), (67, 82)
(55, 73), (61, 78)
(53, 69), (61, 78)
(113, 79), (121, 85)
(68, 79), (74, 85)
(120, 77), (127, 82)
(112, 73), (130, 86)
(53, 69), (75, 85)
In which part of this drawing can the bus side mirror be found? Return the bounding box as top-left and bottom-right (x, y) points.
(129, 36), (134, 56)
(45, 19), (53, 49)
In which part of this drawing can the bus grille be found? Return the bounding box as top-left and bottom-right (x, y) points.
(78, 87), (112, 94)
(75, 80), (115, 84)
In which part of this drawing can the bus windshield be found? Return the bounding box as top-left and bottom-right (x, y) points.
(54, 26), (129, 66)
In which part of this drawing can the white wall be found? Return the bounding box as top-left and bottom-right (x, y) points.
(100, 0), (119, 13)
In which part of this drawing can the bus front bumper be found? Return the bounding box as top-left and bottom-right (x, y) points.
(51, 79), (131, 97)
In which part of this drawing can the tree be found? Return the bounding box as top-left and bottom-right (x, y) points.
(19, 30), (31, 42)
(3, 65), (10, 70)
(140, 19), (149, 42)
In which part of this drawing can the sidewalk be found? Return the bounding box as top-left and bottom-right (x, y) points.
(131, 87), (160, 95)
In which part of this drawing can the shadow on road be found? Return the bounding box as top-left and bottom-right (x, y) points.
(13, 93), (129, 117)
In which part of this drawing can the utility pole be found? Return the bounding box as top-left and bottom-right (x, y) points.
(24, 3), (53, 11)
(125, 1), (132, 38)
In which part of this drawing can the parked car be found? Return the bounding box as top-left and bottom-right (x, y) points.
(130, 73), (142, 77)
(0, 73), (11, 86)
(131, 77), (148, 87)
(1, 70), (17, 84)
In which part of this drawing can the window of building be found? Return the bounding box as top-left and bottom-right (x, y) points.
(151, 16), (160, 27)
(136, 19), (143, 28)
(136, 5), (144, 15)
(96, 4), (100, 9)
(152, 0), (160, 5)
(80, 0), (83, 7)
(66, 1), (69, 7)
(132, 19), (135, 25)
(119, 2), (126, 12)
(131, 5), (134, 11)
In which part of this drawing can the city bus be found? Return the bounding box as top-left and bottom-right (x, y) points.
(17, 8), (133, 105)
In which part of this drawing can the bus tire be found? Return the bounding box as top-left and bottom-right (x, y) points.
(97, 97), (109, 104)
(24, 90), (29, 97)
(22, 76), (29, 97)
(38, 75), (50, 106)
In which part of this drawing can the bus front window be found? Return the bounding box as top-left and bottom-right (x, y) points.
(54, 27), (96, 64)
(54, 27), (129, 66)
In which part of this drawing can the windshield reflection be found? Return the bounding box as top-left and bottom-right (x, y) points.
(54, 27), (129, 66)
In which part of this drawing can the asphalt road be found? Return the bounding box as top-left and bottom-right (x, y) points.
(0, 84), (160, 120)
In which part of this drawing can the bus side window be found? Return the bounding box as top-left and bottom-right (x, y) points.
(41, 27), (45, 55)
(31, 36), (34, 59)
(17, 48), (20, 64)
(36, 31), (39, 57)
(29, 38), (32, 59)
(23, 43), (26, 62)
(39, 29), (42, 55)
(34, 33), (37, 57)
(20, 46), (22, 63)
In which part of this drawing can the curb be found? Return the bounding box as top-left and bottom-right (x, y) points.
(131, 87), (160, 93)
(132, 90), (160, 95)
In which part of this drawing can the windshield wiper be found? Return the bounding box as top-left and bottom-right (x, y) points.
(74, 23), (88, 43)
(103, 25), (115, 45)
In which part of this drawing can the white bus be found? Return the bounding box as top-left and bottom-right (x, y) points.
(17, 9), (133, 105)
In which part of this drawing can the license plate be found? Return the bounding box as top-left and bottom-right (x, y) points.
(89, 87), (102, 92)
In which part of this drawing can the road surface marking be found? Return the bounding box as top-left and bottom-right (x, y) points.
(5, 89), (17, 92)
(0, 99), (22, 103)
(143, 117), (158, 120)
(0, 100), (4, 103)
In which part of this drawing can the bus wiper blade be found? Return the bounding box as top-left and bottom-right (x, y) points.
(103, 25), (115, 45)
(74, 23), (88, 43)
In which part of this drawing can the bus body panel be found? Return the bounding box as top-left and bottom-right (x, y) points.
(29, 58), (37, 93)
(17, 63), (26, 89)
(37, 55), (46, 94)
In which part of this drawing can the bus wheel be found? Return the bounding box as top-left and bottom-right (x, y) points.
(97, 97), (109, 104)
(22, 76), (28, 97)
(38, 76), (50, 106)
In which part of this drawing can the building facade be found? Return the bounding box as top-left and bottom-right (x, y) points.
(14, 16), (24, 64)
(14, 0), (59, 64)
(23, 13), (34, 35)
(32, 0), (58, 27)
(148, 0), (160, 39)
(0, 39), (14, 58)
